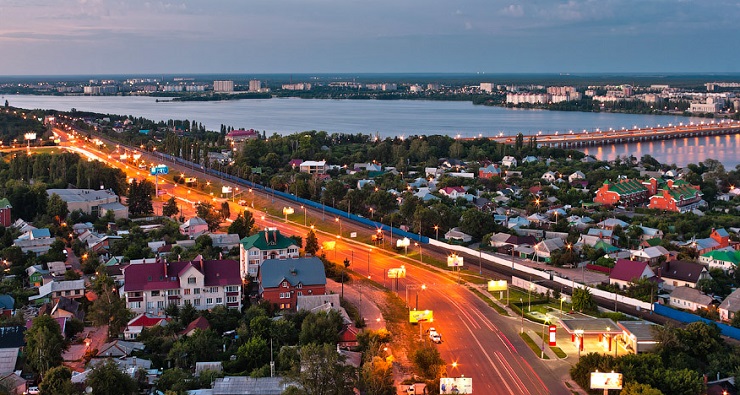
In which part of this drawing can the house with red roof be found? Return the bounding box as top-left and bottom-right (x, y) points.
(594, 178), (657, 207)
(225, 129), (259, 142)
(609, 259), (657, 290)
(180, 316), (211, 337)
(123, 256), (242, 316)
(124, 314), (170, 340)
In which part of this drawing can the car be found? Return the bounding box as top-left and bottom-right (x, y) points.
(428, 328), (442, 344)
(238, 199), (248, 206)
(26, 387), (39, 395)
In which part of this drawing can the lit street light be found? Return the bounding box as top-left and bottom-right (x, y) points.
(335, 217), (342, 238)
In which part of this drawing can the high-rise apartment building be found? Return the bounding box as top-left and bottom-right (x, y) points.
(213, 80), (234, 92)
(249, 80), (262, 92)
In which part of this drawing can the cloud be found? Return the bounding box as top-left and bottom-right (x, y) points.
(500, 4), (524, 17)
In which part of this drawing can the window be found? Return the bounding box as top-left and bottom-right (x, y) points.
(297, 291), (303, 296)
(65, 290), (71, 296)
(194, 299), (201, 306)
(184, 289), (191, 295)
(157, 301), (165, 308)
(146, 302), (154, 310)
(216, 298), (223, 304)
(296, 283), (303, 289)
(129, 301), (141, 309)
(188, 277), (196, 284)
(209, 287), (218, 293)
(227, 296), (237, 303)
(279, 292), (290, 299)
(250, 250), (259, 256)
(167, 289), (180, 296)
(151, 290), (160, 297)
(206, 298), (213, 305)
(225, 286), (238, 293)
(280, 303), (291, 309)
(282, 282), (288, 288)
(194, 288), (200, 295)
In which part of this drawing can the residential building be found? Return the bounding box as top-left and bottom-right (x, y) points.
(123, 257), (243, 315)
(541, 171), (558, 183)
(248, 79), (262, 92)
(478, 164), (501, 179)
(594, 179), (656, 207)
(439, 186), (469, 200)
(13, 228), (54, 255)
(211, 234), (241, 251)
(29, 280), (86, 304)
(710, 228), (731, 249)
(299, 160), (327, 175)
(669, 286), (713, 312)
(629, 246), (670, 264)
(213, 80), (234, 92)
(568, 171), (586, 183)
(648, 179), (703, 213)
(47, 189), (128, 219)
(225, 129), (259, 142)
(212, 376), (297, 395)
(700, 249), (740, 271)
(719, 288), (740, 322)
(501, 156), (518, 168)
(180, 217), (209, 238)
(596, 218), (629, 230)
(658, 260), (711, 291)
(239, 228), (300, 280)
(533, 238), (564, 263)
(609, 259), (656, 290)
(26, 265), (49, 287)
(444, 227), (472, 243)
(259, 257), (327, 310)
(123, 314), (169, 340)
(0, 198), (11, 227)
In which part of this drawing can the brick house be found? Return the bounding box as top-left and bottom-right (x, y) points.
(594, 178), (657, 207)
(648, 179), (703, 213)
(259, 257), (326, 311)
(239, 228), (300, 280)
(123, 257), (242, 315)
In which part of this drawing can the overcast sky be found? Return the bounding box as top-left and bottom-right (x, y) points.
(1, 0), (738, 75)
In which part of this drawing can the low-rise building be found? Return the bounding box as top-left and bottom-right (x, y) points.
(699, 249), (740, 272)
(47, 189), (128, 219)
(13, 228), (54, 255)
(719, 288), (740, 322)
(299, 160), (327, 174)
(669, 286), (713, 312)
(123, 257), (242, 315)
(180, 217), (209, 238)
(0, 198), (11, 228)
(609, 259), (656, 290)
(648, 179), (703, 213)
(259, 257), (327, 311)
(658, 260), (711, 291)
(29, 280), (86, 304)
(239, 228), (300, 280)
(594, 179), (655, 207)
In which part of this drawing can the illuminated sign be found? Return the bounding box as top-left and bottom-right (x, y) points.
(387, 267), (406, 279)
(150, 165), (169, 175)
(487, 280), (508, 292)
(184, 177), (197, 184)
(549, 325), (557, 346)
(440, 377), (472, 394)
(322, 241), (336, 251)
(447, 254), (463, 267)
(590, 372), (623, 390)
(222, 186), (233, 194)
(409, 310), (433, 323)
(24, 133), (37, 141)
(282, 206), (294, 215)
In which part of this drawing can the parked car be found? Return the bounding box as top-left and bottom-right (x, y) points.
(238, 199), (248, 206)
(428, 328), (442, 344)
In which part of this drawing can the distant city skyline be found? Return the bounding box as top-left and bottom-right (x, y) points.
(1, 0), (738, 76)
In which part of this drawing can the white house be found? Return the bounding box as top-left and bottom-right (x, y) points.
(180, 217), (209, 238)
(541, 171), (558, 183)
(501, 156), (518, 168)
(669, 286), (713, 312)
(568, 171), (586, 183)
(718, 288), (740, 322)
(299, 160), (327, 174)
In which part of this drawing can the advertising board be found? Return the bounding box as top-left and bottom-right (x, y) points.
(440, 377), (472, 394)
(409, 310), (433, 323)
(590, 372), (623, 390)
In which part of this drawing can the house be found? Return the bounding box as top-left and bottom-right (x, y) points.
(288, 159), (303, 169)
(239, 228), (300, 280)
(444, 228), (472, 243)
(26, 265), (49, 287)
(180, 217), (209, 238)
(684, 237), (722, 255)
(541, 171), (558, 183)
(47, 261), (68, 276)
(338, 325), (359, 348)
(96, 340), (145, 357)
(594, 179), (654, 207)
(636, 225), (664, 240)
(13, 228), (54, 255)
(522, 155), (538, 164)
(710, 228), (731, 249)
(0, 325), (26, 377)
(180, 316), (211, 337)
(211, 234), (241, 251)
(212, 376), (297, 395)
(581, 156), (597, 163)
(568, 171), (586, 183)
(51, 297), (84, 321)
(195, 361), (223, 376)
(46, 188), (128, 219)
(259, 257), (327, 310)
(29, 280), (86, 304)
(669, 286), (713, 312)
(0, 198), (11, 228)
(357, 179), (375, 189)
(123, 314), (170, 340)
(225, 129), (259, 142)
(533, 238), (565, 263)
(123, 257), (243, 315)
(595, 218), (629, 230)
(700, 249), (740, 272)
(648, 179), (703, 213)
(299, 160), (327, 175)
(501, 156), (518, 168)
(587, 228), (615, 243)
(609, 259), (656, 290)
(0, 372), (26, 395)
(617, 321), (658, 354)
(0, 295), (13, 318)
(629, 246), (670, 264)
(658, 260), (711, 291)
(719, 288), (740, 322)
(478, 164), (501, 179)
(11, 218), (36, 234)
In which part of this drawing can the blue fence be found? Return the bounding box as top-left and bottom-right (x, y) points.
(159, 152), (429, 244)
(653, 303), (740, 340)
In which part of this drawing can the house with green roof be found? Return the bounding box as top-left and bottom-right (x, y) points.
(239, 228), (300, 280)
(699, 249), (740, 272)
(594, 178), (656, 207)
(648, 179), (703, 213)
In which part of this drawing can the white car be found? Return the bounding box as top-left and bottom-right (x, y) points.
(26, 387), (39, 395)
(428, 328), (442, 344)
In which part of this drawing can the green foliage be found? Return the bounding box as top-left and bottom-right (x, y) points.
(288, 343), (356, 395)
(411, 345), (446, 380)
(46, 193), (69, 223)
(620, 382), (664, 395)
(304, 229), (320, 255)
(127, 179), (154, 217)
(87, 268), (132, 338)
(87, 359), (139, 395)
(359, 356), (395, 395)
(162, 196), (179, 218)
(227, 210), (255, 239)
(168, 329), (223, 369)
(572, 287), (597, 312)
(39, 365), (77, 395)
(25, 315), (65, 374)
(299, 310), (344, 345)
(195, 202), (222, 231)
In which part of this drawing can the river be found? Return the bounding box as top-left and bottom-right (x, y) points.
(4, 94), (737, 167)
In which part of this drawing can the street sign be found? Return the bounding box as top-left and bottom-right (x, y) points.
(409, 310), (433, 323)
(150, 165), (169, 176)
(440, 377), (472, 394)
(590, 372), (623, 390)
(549, 325), (557, 346)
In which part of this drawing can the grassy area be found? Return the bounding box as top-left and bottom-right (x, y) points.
(519, 332), (549, 359)
(468, 287), (509, 316)
(531, 329), (568, 358)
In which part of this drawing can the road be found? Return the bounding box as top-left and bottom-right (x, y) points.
(51, 125), (575, 394)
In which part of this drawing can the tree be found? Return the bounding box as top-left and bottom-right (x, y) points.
(39, 366), (77, 395)
(305, 229), (320, 256)
(87, 268), (132, 338)
(571, 287), (597, 312)
(220, 201), (231, 220)
(411, 345), (446, 379)
(25, 315), (65, 375)
(359, 356), (395, 395)
(620, 382), (664, 395)
(195, 202), (222, 231)
(459, 208), (496, 240)
(299, 310), (344, 346)
(228, 210), (255, 238)
(127, 179), (154, 217)
(288, 343), (356, 395)
(162, 197), (179, 218)
(47, 193), (69, 223)
(87, 359), (139, 395)
(156, 368), (193, 393)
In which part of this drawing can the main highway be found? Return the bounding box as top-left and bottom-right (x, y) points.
(50, 125), (574, 394)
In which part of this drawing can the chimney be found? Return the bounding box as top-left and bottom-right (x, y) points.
(163, 261), (168, 278)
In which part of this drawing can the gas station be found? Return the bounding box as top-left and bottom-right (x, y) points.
(559, 318), (623, 356)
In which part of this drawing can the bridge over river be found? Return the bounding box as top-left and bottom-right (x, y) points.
(476, 119), (740, 148)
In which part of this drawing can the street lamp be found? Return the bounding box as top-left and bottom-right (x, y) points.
(520, 298), (524, 333)
(415, 284), (427, 310)
(415, 242), (422, 263)
(301, 205), (307, 226)
(434, 225), (439, 240)
(341, 258), (350, 298)
(335, 217), (342, 238)
(528, 283), (534, 312)
(560, 295), (567, 314)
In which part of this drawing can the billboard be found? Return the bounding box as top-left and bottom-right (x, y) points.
(322, 241), (336, 251)
(409, 310), (433, 323)
(447, 254), (463, 267)
(150, 165), (169, 175)
(387, 267), (406, 279)
(487, 280), (508, 292)
(24, 132), (37, 141)
(440, 377), (472, 394)
(184, 177), (197, 184)
(590, 372), (623, 390)
(222, 186), (233, 194)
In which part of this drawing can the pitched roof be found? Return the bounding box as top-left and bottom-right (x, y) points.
(605, 179), (647, 195)
(670, 286), (713, 306)
(0, 326), (26, 348)
(701, 249), (740, 265)
(0, 295), (14, 310)
(240, 229), (297, 251)
(659, 260), (707, 283)
(260, 257), (327, 289)
(610, 259), (652, 282)
(181, 316), (211, 335)
(719, 288), (740, 313)
(0, 198), (11, 209)
(127, 314), (169, 328)
(124, 259), (241, 291)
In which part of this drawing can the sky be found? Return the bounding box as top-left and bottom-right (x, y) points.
(0, 0), (739, 75)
